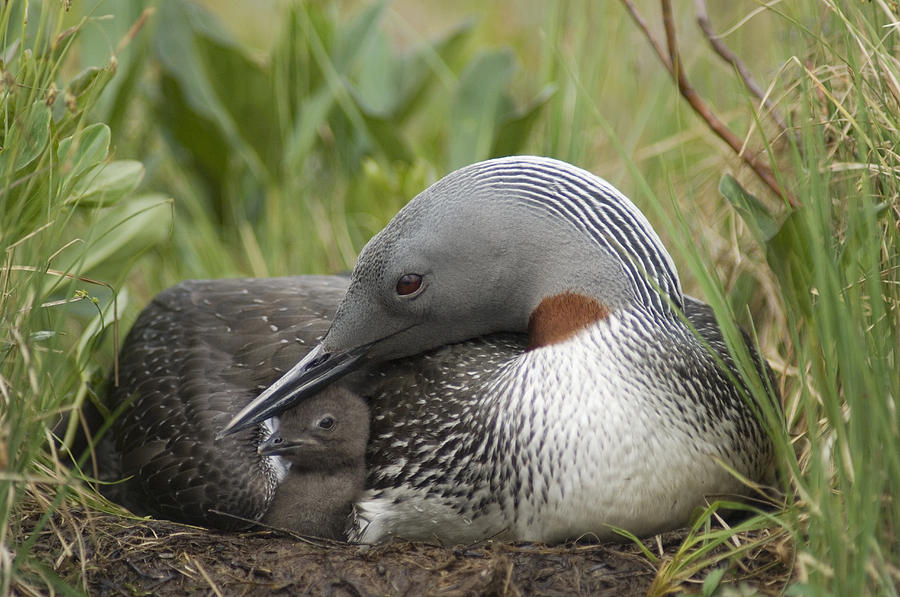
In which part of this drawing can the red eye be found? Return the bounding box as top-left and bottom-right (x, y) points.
(396, 274), (423, 296)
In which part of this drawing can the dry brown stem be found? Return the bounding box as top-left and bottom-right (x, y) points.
(619, 0), (799, 208)
(694, 0), (791, 136)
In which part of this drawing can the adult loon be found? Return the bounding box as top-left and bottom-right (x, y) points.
(110, 156), (776, 544)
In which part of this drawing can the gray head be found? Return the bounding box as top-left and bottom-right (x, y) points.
(257, 386), (369, 470)
(324, 156), (682, 361)
(222, 156), (682, 434)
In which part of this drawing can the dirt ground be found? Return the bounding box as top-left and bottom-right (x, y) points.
(17, 505), (791, 596)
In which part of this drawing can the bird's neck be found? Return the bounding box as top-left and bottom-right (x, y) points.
(526, 292), (610, 350)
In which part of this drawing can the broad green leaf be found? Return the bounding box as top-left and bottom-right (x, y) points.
(57, 123), (110, 180)
(290, 1), (385, 173)
(719, 174), (812, 317)
(74, 1), (144, 69)
(767, 210), (813, 317)
(449, 50), (515, 170)
(156, 73), (230, 185)
(725, 271), (759, 329)
(65, 64), (115, 114)
(351, 19), (474, 120)
(701, 566), (727, 596)
(492, 83), (556, 157)
(285, 2), (332, 89)
(65, 195), (173, 277)
(333, 0), (387, 73)
(66, 160), (145, 207)
(154, 0), (259, 175)
(328, 108), (374, 172)
(193, 22), (281, 172)
(388, 19), (475, 118)
(363, 115), (412, 163)
(67, 66), (103, 98)
(284, 87), (335, 169)
(0, 100), (51, 173)
(352, 32), (398, 117)
(718, 174), (780, 243)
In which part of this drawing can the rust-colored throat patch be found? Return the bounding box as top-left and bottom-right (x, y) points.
(527, 292), (610, 350)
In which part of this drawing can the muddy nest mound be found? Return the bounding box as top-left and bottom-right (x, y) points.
(16, 504), (791, 596)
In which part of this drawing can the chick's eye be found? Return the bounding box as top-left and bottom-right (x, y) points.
(396, 273), (423, 296)
(318, 416), (335, 430)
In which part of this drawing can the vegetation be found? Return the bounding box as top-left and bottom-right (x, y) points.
(1, 0), (897, 594)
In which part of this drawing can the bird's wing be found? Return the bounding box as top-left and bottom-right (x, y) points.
(108, 275), (348, 529)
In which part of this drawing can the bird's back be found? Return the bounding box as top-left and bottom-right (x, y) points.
(107, 276), (348, 529)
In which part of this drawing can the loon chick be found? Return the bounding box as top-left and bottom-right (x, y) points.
(221, 155), (777, 544)
(259, 386), (369, 540)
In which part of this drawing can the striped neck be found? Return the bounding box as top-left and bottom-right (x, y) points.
(466, 156), (683, 316)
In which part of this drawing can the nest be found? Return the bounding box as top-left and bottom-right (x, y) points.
(16, 500), (792, 596)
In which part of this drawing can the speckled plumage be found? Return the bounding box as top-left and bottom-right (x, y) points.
(350, 297), (772, 543)
(108, 276), (346, 529)
(109, 156), (779, 544)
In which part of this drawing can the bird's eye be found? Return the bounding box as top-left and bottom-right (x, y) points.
(396, 273), (423, 296)
(271, 436), (283, 445)
(318, 415), (335, 430)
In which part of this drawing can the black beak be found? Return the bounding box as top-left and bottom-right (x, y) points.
(217, 342), (370, 439)
(257, 435), (320, 457)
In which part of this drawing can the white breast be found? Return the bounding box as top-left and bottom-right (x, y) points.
(351, 312), (751, 544)
(503, 312), (746, 541)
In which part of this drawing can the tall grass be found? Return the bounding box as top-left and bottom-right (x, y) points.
(0, 1), (166, 592)
(645, 3), (900, 593)
(619, 3), (900, 593)
(2, 0), (898, 594)
(778, 5), (899, 592)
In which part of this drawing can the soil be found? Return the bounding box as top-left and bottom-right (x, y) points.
(18, 506), (792, 596)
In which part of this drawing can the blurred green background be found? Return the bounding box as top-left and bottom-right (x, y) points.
(2, 1), (898, 594)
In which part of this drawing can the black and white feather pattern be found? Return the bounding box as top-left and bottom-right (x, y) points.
(106, 156), (777, 543)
